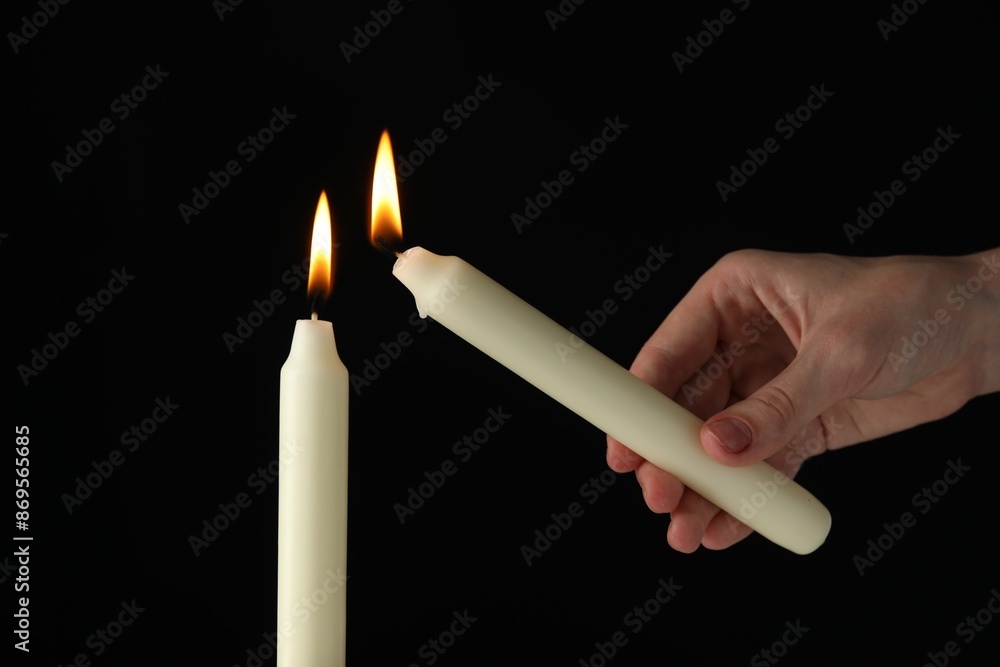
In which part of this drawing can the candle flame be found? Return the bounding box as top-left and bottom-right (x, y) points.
(307, 190), (334, 303)
(371, 129), (403, 252)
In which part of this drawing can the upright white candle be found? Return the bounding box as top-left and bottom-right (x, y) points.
(371, 131), (830, 555)
(278, 191), (349, 666)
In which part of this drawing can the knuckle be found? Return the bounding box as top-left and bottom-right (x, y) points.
(748, 384), (798, 434)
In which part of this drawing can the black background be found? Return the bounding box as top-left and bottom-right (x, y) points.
(5, 1), (999, 665)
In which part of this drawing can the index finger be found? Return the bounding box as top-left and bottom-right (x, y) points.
(628, 267), (728, 400)
(606, 265), (726, 472)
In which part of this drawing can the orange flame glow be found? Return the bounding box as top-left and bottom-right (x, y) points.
(307, 190), (333, 302)
(371, 130), (403, 251)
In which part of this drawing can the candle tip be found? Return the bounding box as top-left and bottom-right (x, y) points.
(309, 289), (327, 320)
(374, 234), (400, 259)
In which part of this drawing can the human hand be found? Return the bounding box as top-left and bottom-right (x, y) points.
(607, 248), (1000, 552)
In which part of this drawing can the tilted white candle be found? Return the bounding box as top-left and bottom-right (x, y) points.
(391, 247), (831, 555)
(368, 128), (829, 554)
(278, 191), (349, 666)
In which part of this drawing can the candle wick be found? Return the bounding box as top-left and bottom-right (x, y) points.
(309, 290), (325, 319)
(374, 235), (397, 259)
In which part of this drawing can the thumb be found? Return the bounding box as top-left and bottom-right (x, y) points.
(700, 348), (848, 466)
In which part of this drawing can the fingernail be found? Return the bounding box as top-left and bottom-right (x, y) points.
(707, 419), (751, 454)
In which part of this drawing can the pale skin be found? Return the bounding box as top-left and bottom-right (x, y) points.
(606, 248), (1000, 553)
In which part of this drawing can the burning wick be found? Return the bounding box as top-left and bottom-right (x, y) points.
(310, 291), (324, 319)
(373, 234), (397, 258)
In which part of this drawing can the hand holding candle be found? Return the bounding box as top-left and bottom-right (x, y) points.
(371, 130), (832, 555)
